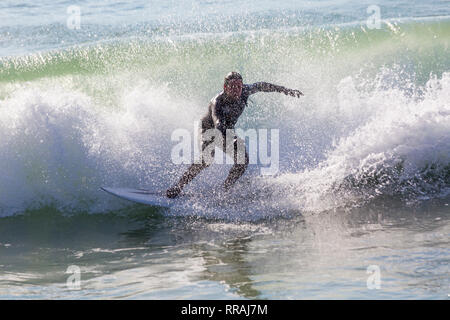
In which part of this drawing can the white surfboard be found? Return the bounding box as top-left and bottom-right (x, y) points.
(100, 187), (185, 208)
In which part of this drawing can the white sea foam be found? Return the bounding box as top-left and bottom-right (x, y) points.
(268, 72), (450, 213)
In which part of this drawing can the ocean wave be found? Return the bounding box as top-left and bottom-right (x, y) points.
(0, 19), (449, 217)
(1, 18), (449, 83)
(268, 72), (450, 213)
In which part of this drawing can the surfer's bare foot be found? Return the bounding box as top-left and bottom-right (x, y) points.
(166, 186), (182, 198)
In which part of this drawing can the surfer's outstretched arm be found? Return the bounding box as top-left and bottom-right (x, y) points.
(247, 82), (303, 97)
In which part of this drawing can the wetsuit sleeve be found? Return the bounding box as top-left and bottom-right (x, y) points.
(245, 82), (288, 95)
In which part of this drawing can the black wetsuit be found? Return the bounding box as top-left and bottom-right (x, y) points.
(202, 82), (285, 135)
(167, 82), (295, 198)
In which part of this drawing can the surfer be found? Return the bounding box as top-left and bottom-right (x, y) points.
(166, 71), (303, 198)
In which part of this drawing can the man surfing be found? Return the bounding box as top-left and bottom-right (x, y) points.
(166, 72), (303, 198)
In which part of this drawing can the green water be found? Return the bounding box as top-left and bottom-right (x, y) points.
(1, 198), (449, 299)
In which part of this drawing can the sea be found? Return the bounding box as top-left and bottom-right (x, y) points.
(0, 0), (449, 299)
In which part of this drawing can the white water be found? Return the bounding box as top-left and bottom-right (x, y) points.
(1, 69), (448, 218)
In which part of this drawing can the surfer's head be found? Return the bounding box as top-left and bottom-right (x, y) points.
(224, 71), (243, 100)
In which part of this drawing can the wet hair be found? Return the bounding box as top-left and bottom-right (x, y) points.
(224, 71), (243, 86)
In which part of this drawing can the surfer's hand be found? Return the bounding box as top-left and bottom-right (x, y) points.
(284, 88), (303, 98)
